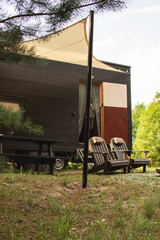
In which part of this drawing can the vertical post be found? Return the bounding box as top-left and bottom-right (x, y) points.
(0, 141), (3, 154)
(82, 10), (94, 189)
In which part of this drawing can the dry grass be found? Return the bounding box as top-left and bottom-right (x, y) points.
(0, 168), (160, 239)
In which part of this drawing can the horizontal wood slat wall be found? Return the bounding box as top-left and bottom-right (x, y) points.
(0, 59), (131, 152)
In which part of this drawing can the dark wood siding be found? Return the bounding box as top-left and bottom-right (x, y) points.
(102, 60), (131, 74)
(0, 60), (85, 151)
(0, 59), (131, 152)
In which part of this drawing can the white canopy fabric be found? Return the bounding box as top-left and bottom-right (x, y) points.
(23, 18), (122, 72)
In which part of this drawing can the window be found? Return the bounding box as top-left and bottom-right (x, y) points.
(0, 96), (24, 112)
(0, 101), (20, 112)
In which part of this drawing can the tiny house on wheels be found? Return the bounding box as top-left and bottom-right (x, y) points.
(0, 18), (132, 169)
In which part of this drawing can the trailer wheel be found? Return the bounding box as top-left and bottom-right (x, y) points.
(54, 158), (65, 170)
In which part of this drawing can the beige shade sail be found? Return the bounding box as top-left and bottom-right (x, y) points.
(23, 18), (123, 72)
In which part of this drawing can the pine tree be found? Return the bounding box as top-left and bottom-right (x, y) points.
(0, 0), (126, 62)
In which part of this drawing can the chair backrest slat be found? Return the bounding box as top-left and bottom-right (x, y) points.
(89, 137), (110, 166)
(110, 137), (128, 160)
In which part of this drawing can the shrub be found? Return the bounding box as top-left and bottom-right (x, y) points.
(0, 104), (44, 136)
(0, 156), (7, 172)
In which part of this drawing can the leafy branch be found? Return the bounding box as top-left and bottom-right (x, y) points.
(0, 104), (44, 136)
(0, 1), (126, 23)
(0, 0), (126, 63)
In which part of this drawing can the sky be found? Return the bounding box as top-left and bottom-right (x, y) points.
(92, 0), (160, 108)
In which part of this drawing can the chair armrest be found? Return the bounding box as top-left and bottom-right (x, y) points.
(128, 150), (148, 159)
(110, 150), (131, 153)
(110, 149), (131, 159)
(130, 150), (148, 154)
(90, 151), (108, 155)
(110, 149), (132, 155)
(111, 149), (148, 154)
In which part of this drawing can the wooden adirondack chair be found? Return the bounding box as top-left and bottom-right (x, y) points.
(110, 137), (149, 173)
(88, 136), (129, 174)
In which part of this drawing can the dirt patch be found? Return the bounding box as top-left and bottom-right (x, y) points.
(65, 182), (81, 190)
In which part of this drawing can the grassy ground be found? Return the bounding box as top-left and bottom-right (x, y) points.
(0, 167), (160, 240)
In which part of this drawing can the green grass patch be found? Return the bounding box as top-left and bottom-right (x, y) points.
(0, 170), (160, 239)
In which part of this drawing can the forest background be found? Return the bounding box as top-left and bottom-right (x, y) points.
(132, 92), (160, 167)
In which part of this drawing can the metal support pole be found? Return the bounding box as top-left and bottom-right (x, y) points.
(82, 10), (94, 189)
